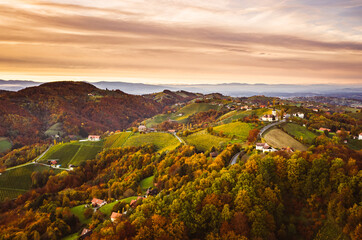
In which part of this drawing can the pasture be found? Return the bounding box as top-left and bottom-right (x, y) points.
(44, 122), (64, 137)
(145, 102), (222, 127)
(185, 130), (230, 152)
(0, 137), (12, 153)
(218, 108), (271, 124)
(70, 204), (90, 224)
(123, 132), (180, 152)
(281, 123), (317, 145)
(263, 128), (308, 151)
(140, 175), (154, 193)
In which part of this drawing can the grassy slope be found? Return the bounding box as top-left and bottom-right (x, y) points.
(218, 109), (271, 124)
(0, 137), (12, 153)
(185, 130), (230, 152)
(264, 128), (308, 151)
(281, 123), (317, 145)
(145, 103), (221, 127)
(70, 204), (90, 224)
(140, 176), (154, 192)
(104, 132), (133, 148)
(213, 122), (252, 141)
(0, 164), (62, 201)
(99, 196), (138, 216)
(39, 141), (103, 166)
(44, 122), (64, 137)
(123, 132), (180, 152)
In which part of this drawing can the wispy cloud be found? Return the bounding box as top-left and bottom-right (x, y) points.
(0, 0), (361, 84)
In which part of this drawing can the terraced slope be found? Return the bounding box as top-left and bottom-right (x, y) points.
(104, 132), (133, 148)
(123, 132), (180, 152)
(39, 141), (103, 166)
(0, 164), (62, 201)
(184, 130), (230, 152)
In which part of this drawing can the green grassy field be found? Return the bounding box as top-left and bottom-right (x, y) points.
(44, 122), (64, 137)
(104, 132), (133, 148)
(123, 132), (180, 152)
(218, 109), (271, 124)
(39, 141), (103, 167)
(264, 128), (308, 151)
(140, 176), (154, 193)
(99, 196), (139, 216)
(70, 204), (90, 224)
(185, 130), (230, 152)
(0, 137), (12, 153)
(145, 103), (222, 127)
(213, 122), (252, 142)
(0, 164), (62, 201)
(281, 123), (317, 145)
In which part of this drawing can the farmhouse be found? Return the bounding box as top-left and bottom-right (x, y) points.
(261, 114), (275, 122)
(110, 212), (122, 222)
(319, 128), (330, 132)
(292, 113), (304, 118)
(91, 198), (107, 207)
(130, 196), (145, 208)
(48, 159), (58, 165)
(88, 135), (100, 141)
(359, 133), (362, 140)
(138, 125), (147, 133)
(210, 151), (218, 158)
(168, 129), (176, 134)
(256, 143), (276, 153)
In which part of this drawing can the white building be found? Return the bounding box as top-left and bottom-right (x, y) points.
(88, 135), (100, 141)
(292, 113), (304, 118)
(138, 125), (147, 133)
(256, 143), (277, 153)
(359, 133), (362, 140)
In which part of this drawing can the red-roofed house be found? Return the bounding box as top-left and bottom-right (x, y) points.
(88, 135), (100, 141)
(91, 198), (107, 207)
(110, 212), (122, 222)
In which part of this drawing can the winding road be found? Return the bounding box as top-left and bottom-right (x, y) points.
(229, 151), (246, 166)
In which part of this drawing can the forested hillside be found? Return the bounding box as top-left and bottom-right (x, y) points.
(0, 82), (163, 146)
(0, 137), (360, 240)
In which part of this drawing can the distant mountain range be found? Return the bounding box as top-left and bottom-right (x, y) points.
(1, 79), (361, 99)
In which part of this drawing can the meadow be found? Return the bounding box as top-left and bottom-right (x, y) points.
(123, 132), (180, 152)
(145, 102), (222, 127)
(263, 128), (308, 151)
(218, 108), (271, 124)
(281, 123), (317, 145)
(213, 121), (253, 142)
(140, 175), (154, 193)
(44, 122), (64, 137)
(0, 137), (12, 153)
(184, 130), (230, 152)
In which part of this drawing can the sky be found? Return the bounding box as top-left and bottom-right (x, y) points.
(0, 0), (361, 85)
